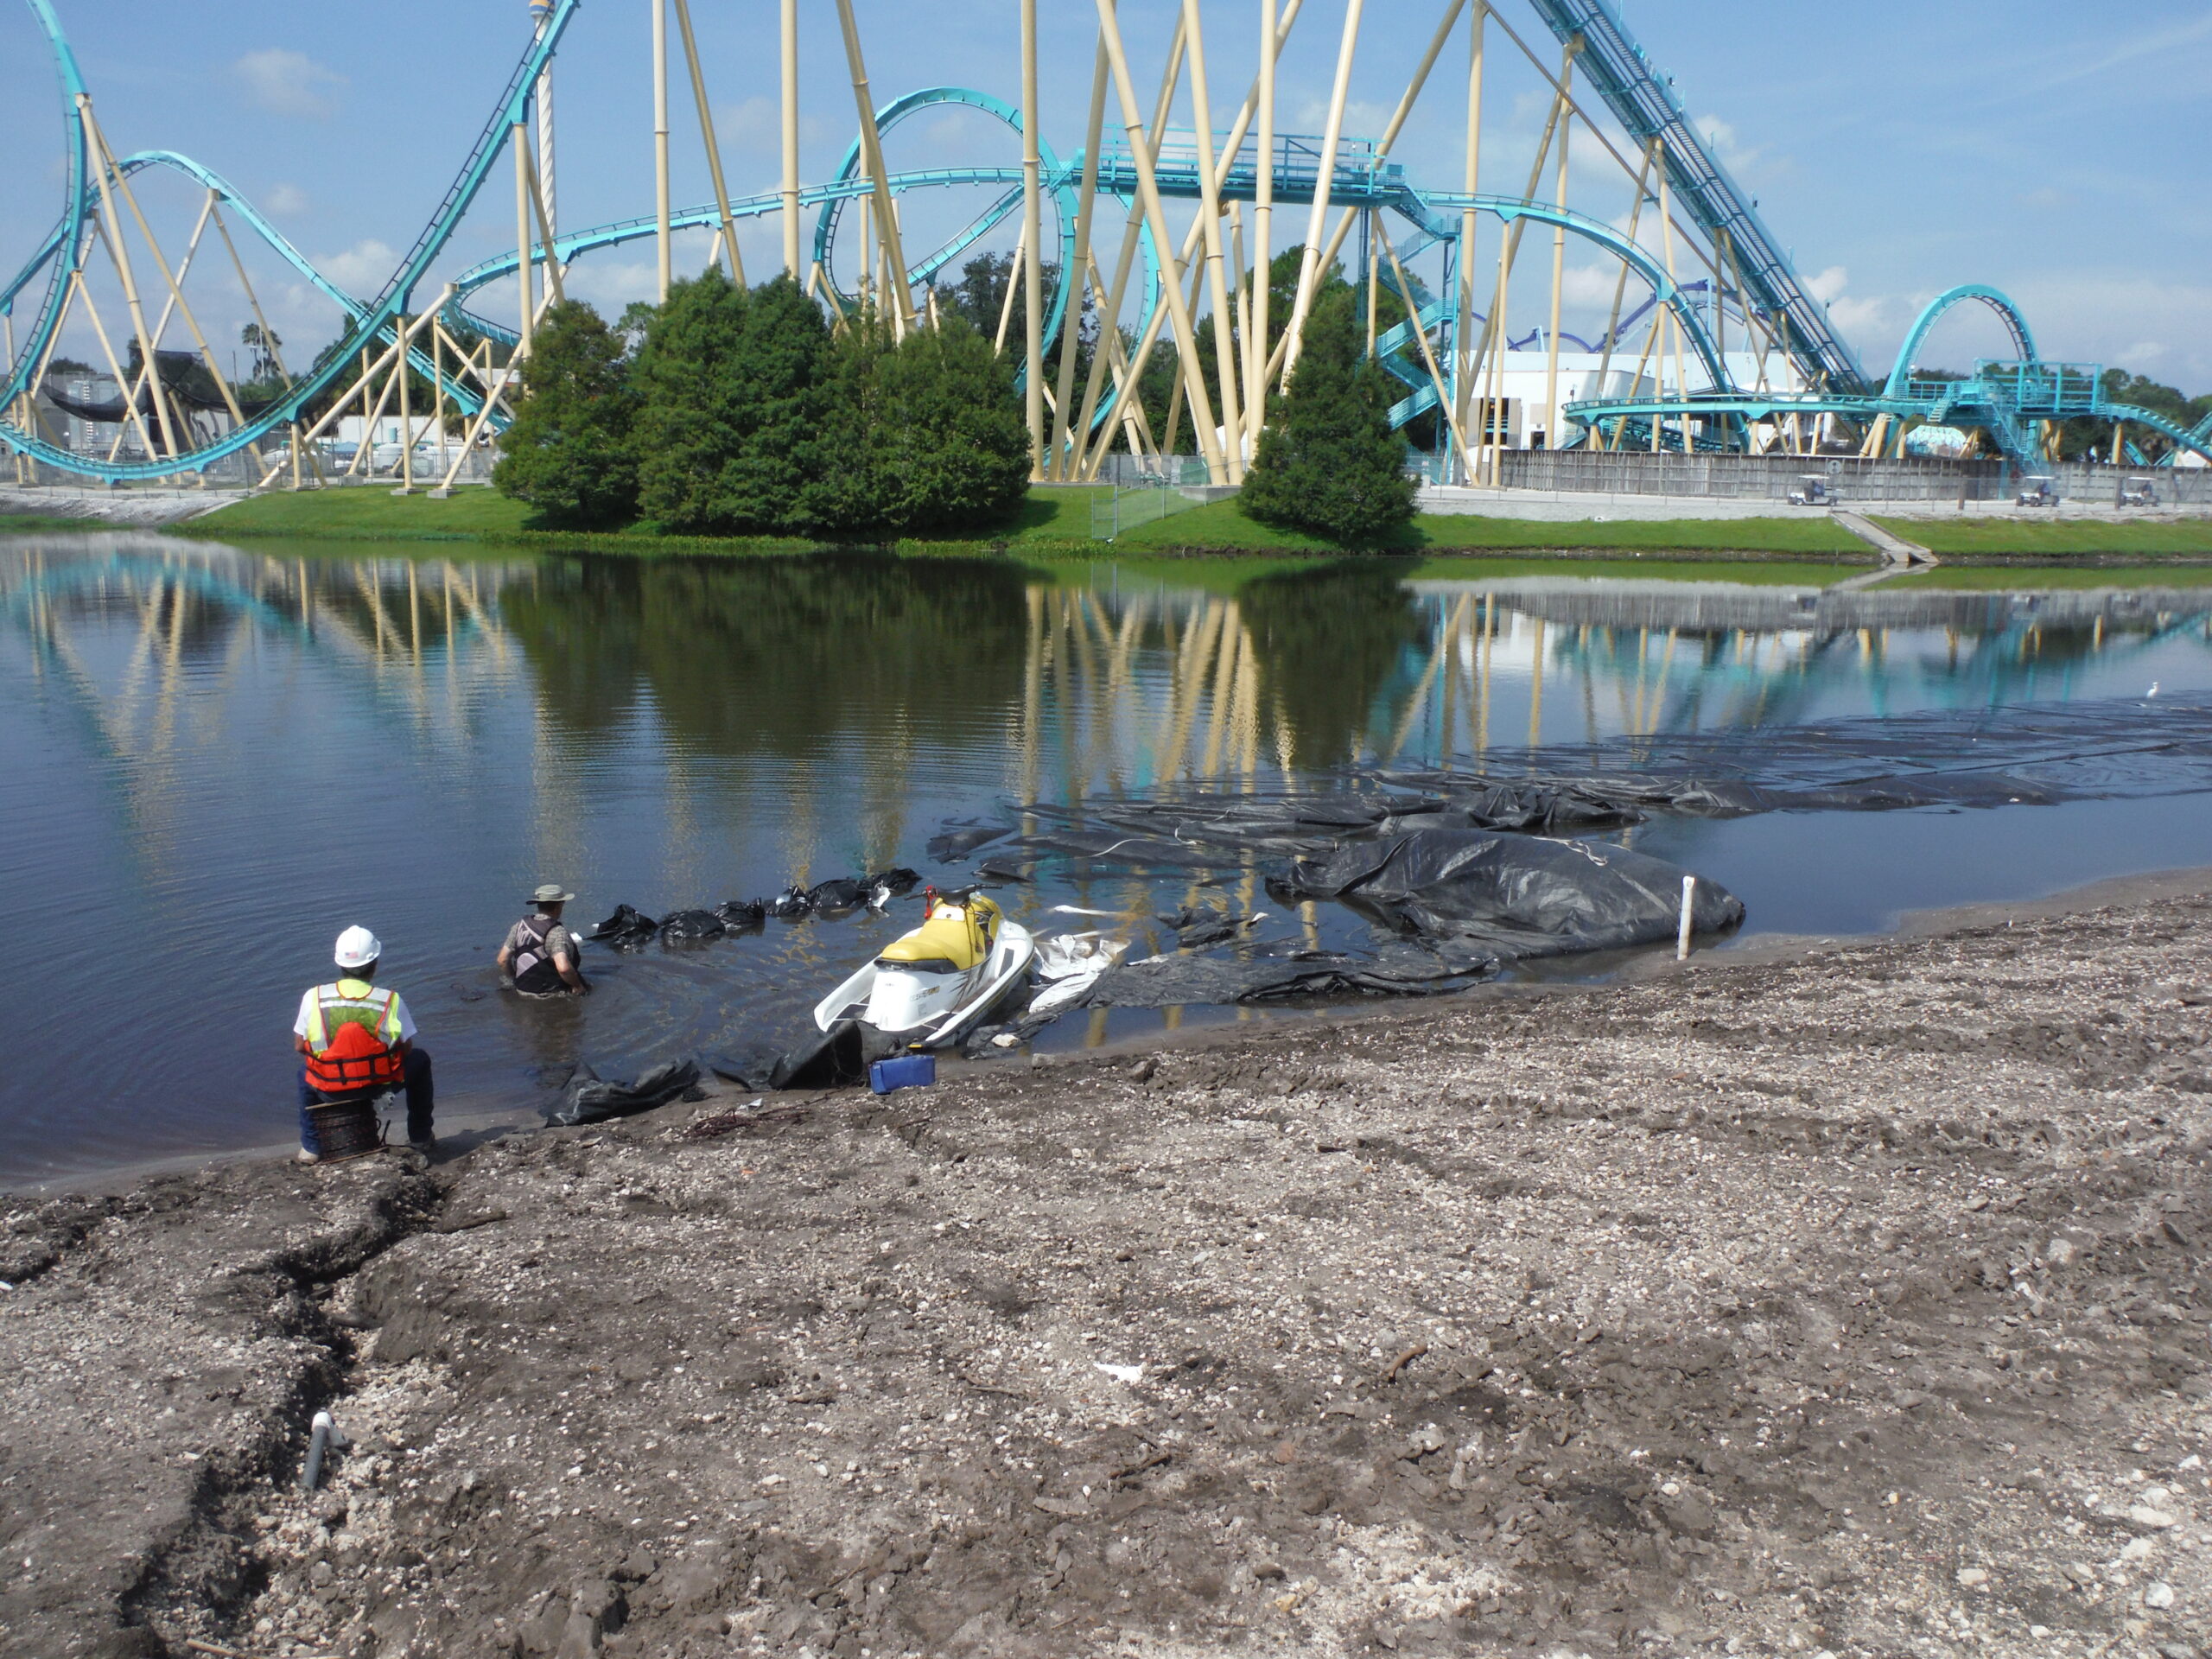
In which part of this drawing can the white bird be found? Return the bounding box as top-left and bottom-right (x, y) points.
(2149, 682), (2161, 698)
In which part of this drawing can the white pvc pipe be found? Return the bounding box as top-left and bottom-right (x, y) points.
(1676, 875), (1695, 961)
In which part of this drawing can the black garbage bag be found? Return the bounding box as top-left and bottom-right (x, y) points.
(1092, 941), (1497, 1007)
(805, 877), (868, 916)
(658, 908), (726, 944)
(868, 868), (921, 901)
(588, 905), (658, 947)
(715, 897), (766, 927)
(710, 1020), (897, 1091)
(1159, 905), (1263, 950)
(544, 1058), (703, 1127)
(768, 885), (812, 919)
(1274, 828), (1743, 959)
(1454, 782), (1649, 833)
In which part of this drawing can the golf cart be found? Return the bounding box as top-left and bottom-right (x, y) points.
(2015, 475), (2056, 507)
(1787, 475), (1834, 507)
(2120, 475), (2159, 507)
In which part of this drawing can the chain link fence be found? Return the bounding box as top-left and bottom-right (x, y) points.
(1408, 448), (2212, 506)
(1088, 454), (1234, 540)
(5, 444), (500, 493)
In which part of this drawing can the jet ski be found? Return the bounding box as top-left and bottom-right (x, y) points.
(813, 889), (1035, 1047)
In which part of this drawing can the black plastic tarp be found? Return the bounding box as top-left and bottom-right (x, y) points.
(1090, 941), (1498, 1007)
(1271, 828), (1744, 959)
(544, 1058), (703, 1127)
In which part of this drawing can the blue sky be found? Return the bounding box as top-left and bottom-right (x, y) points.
(4, 1), (2207, 390)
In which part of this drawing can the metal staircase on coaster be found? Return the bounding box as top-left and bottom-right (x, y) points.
(5, 0), (2208, 480)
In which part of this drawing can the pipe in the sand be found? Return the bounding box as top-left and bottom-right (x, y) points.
(1677, 875), (1695, 961)
(302, 1409), (335, 1491)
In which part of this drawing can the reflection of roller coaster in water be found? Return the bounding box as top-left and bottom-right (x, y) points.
(7, 0), (2208, 492)
(1389, 582), (2212, 763)
(6, 539), (2208, 821)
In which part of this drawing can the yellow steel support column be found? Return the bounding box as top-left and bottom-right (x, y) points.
(1181, 0), (1244, 480)
(1022, 0), (1046, 474)
(781, 0), (802, 279)
(1048, 27), (1112, 480)
(671, 0), (746, 285)
(1251, 0), (1278, 453)
(82, 106), (181, 465)
(1283, 0), (1365, 380)
(514, 123), (536, 353)
(1455, 2), (1484, 479)
(1094, 0), (1227, 482)
(653, 0), (671, 300)
(1541, 50), (1573, 455)
(834, 0), (915, 335)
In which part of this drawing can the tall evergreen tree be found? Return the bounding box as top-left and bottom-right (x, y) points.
(631, 269), (831, 535)
(1239, 289), (1416, 545)
(492, 300), (639, 528)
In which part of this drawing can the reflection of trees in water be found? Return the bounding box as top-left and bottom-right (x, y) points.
(1237, 562), (1427, 768)
(500, 553), (1031, 756)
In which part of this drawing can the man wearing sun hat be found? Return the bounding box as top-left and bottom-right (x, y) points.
(497, 882), (592, 998)
(293, 925), (434, 1160)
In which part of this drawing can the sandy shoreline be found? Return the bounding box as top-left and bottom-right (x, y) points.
(16, 865), (2212, 1202)
(8, 874), (2212, 1658)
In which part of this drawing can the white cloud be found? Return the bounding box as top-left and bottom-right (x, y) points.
(1561, 262), (1624, 308)
(233, 48), (346, 120)
(1694, 115), (1753, 171)
(563, 258), (663, 312)
(1994, 12), (2212, 101)
(264, 182), (309, 218)
(2002, 274), (2212, 385)
(315, 238), (397, 295)
(1827, 295), (1898, 336)
(1804, 264), (1850, 304)
(716, 97), (833, 157)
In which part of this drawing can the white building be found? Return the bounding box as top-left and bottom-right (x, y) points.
(334, 413), (447, 450)
(1444, 345), (1802, 452)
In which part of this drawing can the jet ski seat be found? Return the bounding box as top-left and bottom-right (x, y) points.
(877, 906), (988, 972)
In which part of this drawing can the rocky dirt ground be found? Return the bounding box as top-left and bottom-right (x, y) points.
(9, 887), (2212, 1659)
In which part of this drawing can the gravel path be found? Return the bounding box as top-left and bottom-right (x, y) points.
(8, 883), (2212, 1659)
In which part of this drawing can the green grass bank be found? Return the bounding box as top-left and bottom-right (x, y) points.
(1870, 516), (2212, 556)
(153, 485), (2212, 563)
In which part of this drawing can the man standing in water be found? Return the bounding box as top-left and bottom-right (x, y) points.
(295, 925), (434, 1160)
(499, 883), (592, 997)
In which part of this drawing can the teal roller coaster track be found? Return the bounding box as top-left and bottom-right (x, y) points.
(4, 0), (2206, 482)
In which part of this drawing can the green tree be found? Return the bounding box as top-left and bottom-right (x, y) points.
(1238, 289), (1415, 546)
(809, 312), (1031, 537)
(492, 299), (640, 528)
(935, 250), (1063, 344)
(630, 269), (832, 535)
(869, 316), (1032, 533)
(239, 322), (283, 383)
(1148, 245), (1370, 456)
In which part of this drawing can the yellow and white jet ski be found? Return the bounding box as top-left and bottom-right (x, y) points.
(813, 890), (1035, 1046)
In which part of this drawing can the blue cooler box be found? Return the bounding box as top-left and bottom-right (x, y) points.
(869, 1053), (937, 1094)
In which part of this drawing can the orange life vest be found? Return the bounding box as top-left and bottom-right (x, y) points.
(303, 982), (406, 1095)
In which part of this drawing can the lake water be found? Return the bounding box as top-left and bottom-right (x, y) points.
(7, 531), (2212, 1185)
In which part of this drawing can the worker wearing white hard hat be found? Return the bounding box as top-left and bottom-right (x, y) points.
(291, 925), (435, 1161)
